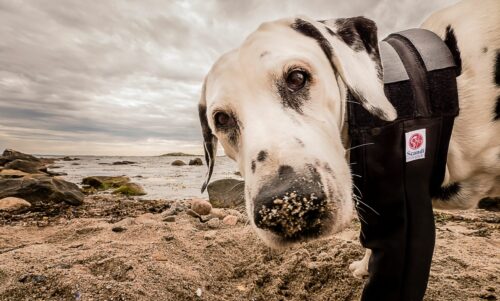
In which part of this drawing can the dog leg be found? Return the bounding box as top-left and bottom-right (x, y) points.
(349, 248), (371, 279)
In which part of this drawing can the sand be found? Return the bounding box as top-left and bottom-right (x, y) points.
(0, 195), (498, 301)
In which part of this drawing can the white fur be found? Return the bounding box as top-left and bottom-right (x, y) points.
(202, 0), (499, 268)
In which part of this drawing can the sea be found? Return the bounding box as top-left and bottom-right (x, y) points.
(43, 155), (240, 200)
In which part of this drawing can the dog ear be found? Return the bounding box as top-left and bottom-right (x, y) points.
(292, 17), (397, 121)
(198, 80), (218, 193)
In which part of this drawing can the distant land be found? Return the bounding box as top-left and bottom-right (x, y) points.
(159, 152), (199, 157)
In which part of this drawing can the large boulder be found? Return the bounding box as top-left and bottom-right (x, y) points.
(188, 158), (203, 166)
(0, 197), (31, 211)
(207, 179), (245, 208)
(81, 176), (131, 189)
(1, 149), (41, 164)
(0, 175), (84, 206)
(4, 159), (47, 174)
(112, 182), (147, 196)
(0, 169), (30, 178)
(171, 160), (186, 166)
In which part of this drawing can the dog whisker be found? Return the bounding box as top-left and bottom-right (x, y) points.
(346, 143), (374, 152)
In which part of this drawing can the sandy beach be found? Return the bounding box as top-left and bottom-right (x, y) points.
(0, 193), (498, 301)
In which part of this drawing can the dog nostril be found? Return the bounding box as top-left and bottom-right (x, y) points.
(255, 191), (327, 238)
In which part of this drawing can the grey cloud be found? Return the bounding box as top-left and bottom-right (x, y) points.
(0, 0), (458, 155)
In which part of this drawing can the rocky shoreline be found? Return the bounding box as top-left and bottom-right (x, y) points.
(0, 150), (498, 300)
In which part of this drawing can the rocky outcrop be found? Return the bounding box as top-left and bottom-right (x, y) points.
(0, 175), (84, 206)
(4, 159), (47, 174)
(188, 158), (203, 166)
(82, 175), (146, 196)
(171, 160), (186, 166)
(0, 149), (84, 209)
(207, 179), (245, 208)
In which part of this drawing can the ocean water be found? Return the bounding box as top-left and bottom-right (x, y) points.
(45, 156), (239, 200)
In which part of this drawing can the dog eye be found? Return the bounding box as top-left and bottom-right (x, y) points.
(286, 70), (307, 92)
(214, 112), (236, 128)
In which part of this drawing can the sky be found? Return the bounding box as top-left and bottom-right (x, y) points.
(0, 0), (459, 156)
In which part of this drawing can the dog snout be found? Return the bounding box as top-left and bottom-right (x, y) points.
(253, 165), (330, 240)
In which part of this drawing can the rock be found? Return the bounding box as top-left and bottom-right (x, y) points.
(222, 215), (238, 226)
(112, 226), (127, 233)
(4, 159), (46, 174)
(112, 161), (136, 165)
(186, 209), (201, 219)
(207, 218), (220, 229)
(0, 176), (84, 206)
(82, 176), (130, 189)
(188, 158), (203, 166)
(234, 171), (242, 176)
(2, 149), (41, 164)
(203, 230), (217, 240)
(163, 216), (176, 222)
(171, 160), (186, 166)
(163, 234), (175, 241)
(112, 182), (146, 196)
(0, 169), (29, 178)
(62, 156), (79, 161)
(191, 199), (212, 215)
(71, 162), (80, 165)
(45, 170), (68, 176)
(0, 197), (31, 211)
(207, 179), (245, 208)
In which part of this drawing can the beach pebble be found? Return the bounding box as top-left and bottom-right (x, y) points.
(171, 160), (186, 166)
(0, 197), (31, 211)
(207, 218), (220, 229)
(222, 215), (238, 226)
(203, 231), (217, 240)
(163, 216), (176, 223)
(163, 234), (175, 241)
(191, 199), (212, 215)
(111, 226), (127, 233)
(186, 209), (201, 219)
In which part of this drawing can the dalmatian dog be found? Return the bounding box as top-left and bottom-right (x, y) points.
(198, 0), (500, 278)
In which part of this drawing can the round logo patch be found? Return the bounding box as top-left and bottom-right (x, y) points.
(409, 133), (424, 150)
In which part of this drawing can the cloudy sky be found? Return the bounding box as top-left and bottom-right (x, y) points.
(0, 0), (458, 156)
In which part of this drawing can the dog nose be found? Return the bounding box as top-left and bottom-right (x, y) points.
(253, 165), (328, 239)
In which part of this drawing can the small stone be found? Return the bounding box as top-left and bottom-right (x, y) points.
(112, 226), (127, 232)
(203, 230), (217, 240)
(207, 218), (220, 229)
(191, 199), (212, 215)
(186, 209), (201, 219)
(188, 158), (203, 166)
(196, 288), (203, 297)
(222, 215), (238, 226)
(163, 216), (176, 222)
(0, 197), (31, 211)
(163, 234), (175, 241)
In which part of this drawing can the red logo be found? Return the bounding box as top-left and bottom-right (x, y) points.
(409, 133), (423, 150)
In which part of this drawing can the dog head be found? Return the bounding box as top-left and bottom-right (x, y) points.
(198, 16), (396, 248)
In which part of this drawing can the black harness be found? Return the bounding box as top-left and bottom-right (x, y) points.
(348, 29), (459, 301)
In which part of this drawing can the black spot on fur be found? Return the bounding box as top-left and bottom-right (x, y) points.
(495, 51), (500, 86)
(494, 96), (500, 121)
(278, 165), (294, 177)
(251, 160), (256, 173)
(444, 25), (462, 76)
(260, 51), (270, 58)
(334, 17), (382, 79)
(432, 182), (461, 200)
(291, 19), (333, 60)
(215, 111), (240, 146)
(257, 150), (268, 162)
(482, 47), (488, 53)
